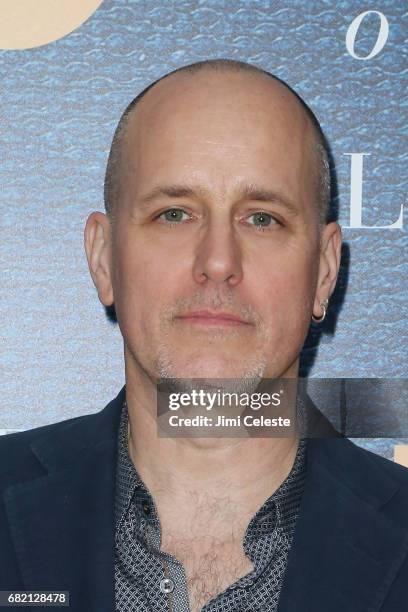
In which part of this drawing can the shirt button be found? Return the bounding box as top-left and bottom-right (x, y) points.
(160, 578), (175, 594)
(142, 501), (150, 515)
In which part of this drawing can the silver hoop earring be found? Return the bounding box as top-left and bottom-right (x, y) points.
(311, 299), (329, 324)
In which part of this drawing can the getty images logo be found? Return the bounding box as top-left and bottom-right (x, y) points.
(344, 11), (404, 230)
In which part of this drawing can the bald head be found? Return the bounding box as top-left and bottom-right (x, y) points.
(104, 59), (331, 227)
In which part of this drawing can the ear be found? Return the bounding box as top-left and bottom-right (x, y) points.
(313, 221), (342, 319)
(84, 212), (114, 307)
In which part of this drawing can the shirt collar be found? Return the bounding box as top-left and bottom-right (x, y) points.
(114, 398), (146, 530)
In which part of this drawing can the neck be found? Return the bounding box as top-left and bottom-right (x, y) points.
(124, 350), (300, 525)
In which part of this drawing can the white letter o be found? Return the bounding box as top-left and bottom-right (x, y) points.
(346, 11), (389, 60)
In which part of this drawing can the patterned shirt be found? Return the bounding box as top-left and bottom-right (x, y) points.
(115, 399), (307, 612)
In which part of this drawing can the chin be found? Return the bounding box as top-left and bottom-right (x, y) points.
(157, 351), (268, 384)
(165, 361), (235, 380)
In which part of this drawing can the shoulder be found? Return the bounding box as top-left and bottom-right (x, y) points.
(0, 413), (93, 486)
(0, 386), (125, 489)
(312, 436), (408, 482)
(308, 437), (408, 526)
(0, 413), (88, 448)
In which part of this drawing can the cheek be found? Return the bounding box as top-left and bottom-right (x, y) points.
(110, 237), (151, 330)
(111, 234), (185, 332)
(253, 249), (317, 329)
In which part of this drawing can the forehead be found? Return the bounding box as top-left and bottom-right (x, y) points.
(121, 70), (317, 205)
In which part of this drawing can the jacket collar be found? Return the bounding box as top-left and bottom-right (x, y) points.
(4, 385), (408, 612)
(29, 385), (126, 474)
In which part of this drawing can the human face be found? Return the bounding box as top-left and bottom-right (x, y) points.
(109, 71), (322, 382)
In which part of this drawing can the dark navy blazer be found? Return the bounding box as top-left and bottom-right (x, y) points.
(1, 385), (408, 611)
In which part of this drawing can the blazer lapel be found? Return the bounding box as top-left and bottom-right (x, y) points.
(278, 437), (408, 612)
(3, 386), (126, 612)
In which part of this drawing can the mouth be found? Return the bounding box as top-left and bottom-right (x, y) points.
(174, 309), (252, 328)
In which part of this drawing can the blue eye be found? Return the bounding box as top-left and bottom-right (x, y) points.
(248, 212), (278, 229)
(158, 208), (189, 223)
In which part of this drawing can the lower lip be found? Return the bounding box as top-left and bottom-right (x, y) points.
(176, 316), (250, 327)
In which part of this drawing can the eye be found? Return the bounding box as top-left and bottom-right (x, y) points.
(246, 211), (280, 230)
(157, 208), (190, 224)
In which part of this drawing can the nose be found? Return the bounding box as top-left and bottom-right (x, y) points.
(192, 219), (243, 287)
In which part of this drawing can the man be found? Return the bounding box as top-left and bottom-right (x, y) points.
(1, 59), (407, 611)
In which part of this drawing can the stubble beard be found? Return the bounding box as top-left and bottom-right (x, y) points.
(155, 323), (272, 397)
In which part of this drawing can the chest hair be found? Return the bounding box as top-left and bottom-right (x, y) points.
(162, 525), (254, 611)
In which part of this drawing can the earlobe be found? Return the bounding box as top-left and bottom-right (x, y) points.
(84, 212), (114, 307)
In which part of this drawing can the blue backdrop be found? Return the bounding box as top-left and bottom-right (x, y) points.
(0, 1), (406, 461)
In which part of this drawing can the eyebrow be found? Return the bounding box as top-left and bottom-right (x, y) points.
(137, 182), (300, 217)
